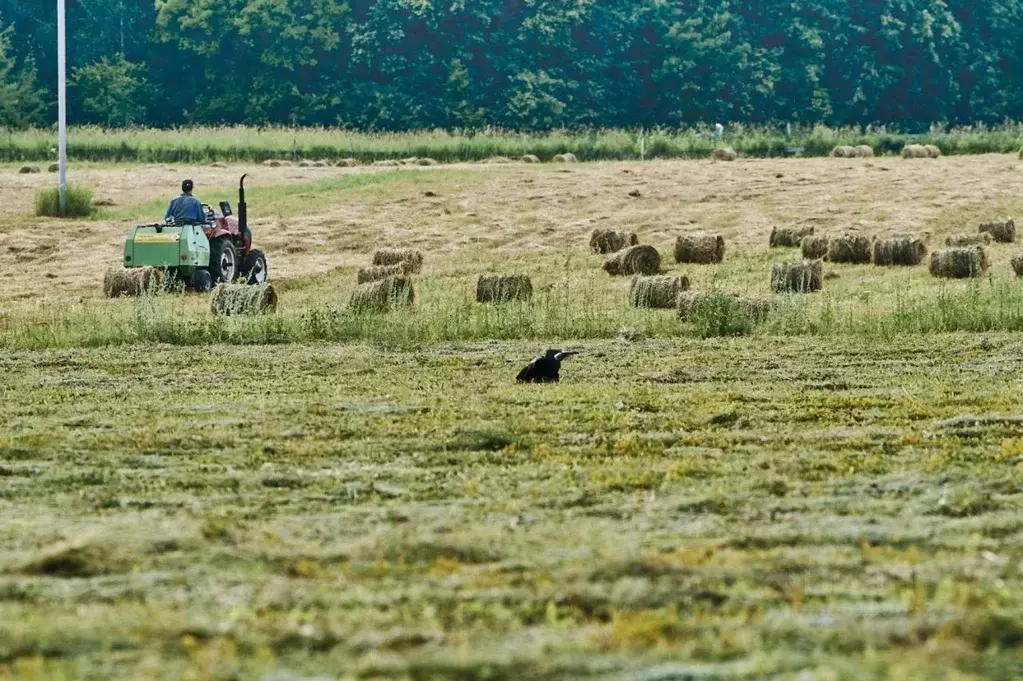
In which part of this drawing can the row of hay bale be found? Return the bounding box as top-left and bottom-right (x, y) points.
(627, 273), (770, 327)
(902, 144), (942, 159)
(592, 229), (727, 278)
(831, 145), (875, 158)
(350, 249), (424, 312)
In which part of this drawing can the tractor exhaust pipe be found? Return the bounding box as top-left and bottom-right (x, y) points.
(238, 174), (248, 234)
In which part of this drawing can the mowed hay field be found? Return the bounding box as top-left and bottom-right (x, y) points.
(3, 156), (1023, 679)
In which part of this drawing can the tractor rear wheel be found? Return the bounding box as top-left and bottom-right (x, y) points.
(241, 249), (268, 285)
(209, 237), (238, 283)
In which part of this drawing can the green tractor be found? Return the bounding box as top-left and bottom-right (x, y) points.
(122, 175), (268, 292)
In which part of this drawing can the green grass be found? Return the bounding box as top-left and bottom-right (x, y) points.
(34, 185), (94, 218)
(2, 336), (1022, 679)
(6, 275), (1023, 351)
(5, 123), (1023, 164)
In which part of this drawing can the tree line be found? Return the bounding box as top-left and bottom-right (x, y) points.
(1, 0), (1022, 131)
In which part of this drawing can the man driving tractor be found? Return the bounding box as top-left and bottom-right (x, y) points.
(165, 179), (206, 224)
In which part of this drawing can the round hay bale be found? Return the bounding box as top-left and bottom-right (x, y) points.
(521, 154), (540, 164)
(19, 165), (40, 174)
(372, 248), (424, 273)
(854, 145), (875, 158)
(677, 291), (771, 323)
(831, 145), (856, 158)
(603, 245), (661, 277)
(980, 219), (1016, 244)
(674, 233), (725, 264)
(1012, 255), (1023, 277)
(416, 158), (439, 166)
(924, 144), (942, 159)
(826, 234), (872, 264)
(262, 160), (282, 167)
(901, 144), (929, 159)
(801, 235), (830, 260)
(358, 262), (413, 284)
(769, 226), (814, 248)
(930, 247), (988, 279)
(349, 275), (417, 312)
(629, 275), (690, 309)
(553, 153), (578, 163)
(481, 156), (513, 164)
(946, 233), (992, 247)
(590, 229), (639, 254)
(297, 160), (313, 168)
(103, 267), (164, 298)
(771, 260), (823, 293)
(872, 237), (927, 266)
(48, 163), (60, 173)
(336, 158), (359, 167)
(712, 147), (737, 161)
(476, 274), (533, 303)
(210, 283), (279, 316)
(373, 159), (401, 167)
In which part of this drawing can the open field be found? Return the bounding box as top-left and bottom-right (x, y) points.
(2, 155), (1023, 679)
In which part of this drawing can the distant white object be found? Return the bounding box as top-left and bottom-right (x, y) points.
(713, 123), (724, 138)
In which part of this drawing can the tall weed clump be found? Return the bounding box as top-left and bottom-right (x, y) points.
(35, 185), (94, 218)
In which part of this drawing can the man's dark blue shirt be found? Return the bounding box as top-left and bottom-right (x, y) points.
(165, 193), (206, 223)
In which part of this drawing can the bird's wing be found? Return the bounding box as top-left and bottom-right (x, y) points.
(516, 358), (541, 382)
(554, 351), (580, 361)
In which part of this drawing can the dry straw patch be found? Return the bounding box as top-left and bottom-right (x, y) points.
(979, 219), (1016, 244)
(103, 267), (164, 297)
(476, 274), (534, 303)
(372, 248), (424, 273)
(930, 247), (989, 279)
(771, 260), (823, 293)
(674, 234), (725, 264)
(210, 283), (279, 316)
(590, 229), (639, 254)
(872, 237), (927, 266)
(603, 245), (661, 276)
(827, 234), (872, 264)
(770, 226), (815, 248)
(629, 275), (690, 309)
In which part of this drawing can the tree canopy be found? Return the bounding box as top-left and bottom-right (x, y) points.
(2, 0), (1022, 130)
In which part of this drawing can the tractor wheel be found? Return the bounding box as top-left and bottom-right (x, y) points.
(190, 269), (213, 293)
(209, 237), (238, 283)
(241, 249), (268, 285)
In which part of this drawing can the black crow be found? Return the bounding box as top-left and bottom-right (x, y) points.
(516, 349), (579, 383)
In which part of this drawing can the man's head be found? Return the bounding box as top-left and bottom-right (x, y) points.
(182, 179), (194, 194)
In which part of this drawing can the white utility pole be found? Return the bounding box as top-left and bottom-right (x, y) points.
(58, 0), (68, 214)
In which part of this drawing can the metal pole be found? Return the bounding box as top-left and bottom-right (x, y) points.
(58, 0), (68, 215)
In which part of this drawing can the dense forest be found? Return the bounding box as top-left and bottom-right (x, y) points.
(1, 0), (1022, 131)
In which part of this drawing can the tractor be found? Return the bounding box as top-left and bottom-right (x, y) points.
(121, 175), (268, 292)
